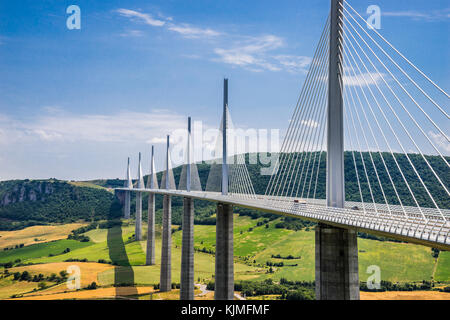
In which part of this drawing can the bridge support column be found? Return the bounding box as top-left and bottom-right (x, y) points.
(215, 203), (234, 300)
(146, 193), (156, 265)
(315, 224), (359, 300)
(124, 191), (131, 219)
(135, 192), (142, 241)
(160, 194), (172, 292)
(180, 197), (194, 300)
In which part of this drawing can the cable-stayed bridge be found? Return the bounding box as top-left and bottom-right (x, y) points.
(116, 0), (449, 300)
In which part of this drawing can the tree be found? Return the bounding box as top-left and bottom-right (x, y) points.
(87, 282), (97, 290)
(38, 282), (47, 290)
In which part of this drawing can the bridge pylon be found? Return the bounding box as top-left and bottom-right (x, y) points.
(215, 78), (234, 300)
(146, 146), (158, 265)
(135, 152), (144, 241)
(123, 157), (132, 219)
(181, 117), (195, 300)
(160, 136), (173, 292)
(315, 0), (359, 300)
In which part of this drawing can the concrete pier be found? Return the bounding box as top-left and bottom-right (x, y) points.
(315, 224), (359, 300)
(214, 203), (234, 300)
(146, 146), (158, 265)
(124, 157), (132, 219)
(180, 197), (194, 300)
(160, 194), (172, 292)
(135, 192), (142, 241)
(146, 193), (156, 265)
(135, 152), (144, 241)
(315, 0), (359, 301)
(124, 191), (130, 219)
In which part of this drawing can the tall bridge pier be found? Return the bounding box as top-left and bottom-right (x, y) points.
(315, 0), (359, 300)
(160, 194), (172, 292)
(180, 197), (195, 299)
(214, 78), (235, 300)
(146, 146), (157, 265)
(123, 157), (132, 219)
(160, 136), (173, 292)
(135, 152), (144, 241)
(215, 203), (234, 300)
(180, 117), (195, 300)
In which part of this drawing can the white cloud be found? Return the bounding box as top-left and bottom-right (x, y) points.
(274, 55), (312, 74)
(116, 9), (312, 74)
(343, 72), (383, 87)
(0, 110), (187, 145)
(167, 23), (221, 39)
(428, 131), (450, 153)
(148, 137), (167, 144)
(383, 9), (450, 21)
(116, 9), (166, 27)
(213, 35), (285, 72)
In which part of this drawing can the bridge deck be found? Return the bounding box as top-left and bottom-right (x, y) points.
(116, 188), (450, 250)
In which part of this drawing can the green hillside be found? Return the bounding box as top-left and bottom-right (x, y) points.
(0, 152), (447, 234)
(0, 179), (122, 231)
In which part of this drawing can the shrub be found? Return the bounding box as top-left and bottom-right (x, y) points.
(38, 282), (48, 290)
(87, 282), (97, 290)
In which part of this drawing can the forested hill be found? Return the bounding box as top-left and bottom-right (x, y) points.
(0, 152), (447, 230)
(143, 151), (448, 210)
(0, 180), (122, 230)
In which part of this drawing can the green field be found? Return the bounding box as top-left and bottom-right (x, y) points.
(1, 214), (448, 297)
(172, 215), (448, 283)
(0, 239), (93, 264)
(435, 251), (450, 282)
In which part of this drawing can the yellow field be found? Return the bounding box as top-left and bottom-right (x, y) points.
(10, 262), (114, 288)
(0, 280), (40, 299)
(10, 286), (155, 300)
(360, 291), (450, 300)
(11, 286), (206, 300)
(0, 223), (87, 249)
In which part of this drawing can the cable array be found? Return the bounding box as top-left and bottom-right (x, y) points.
(264, 1), (449, 224)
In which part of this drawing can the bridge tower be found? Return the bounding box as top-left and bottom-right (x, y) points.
(215, 78), (234, 300)
(123, 157), (132, 219)
(160, 135), (173, 292)
(135, 152), (144, 241)
(315, 0), (359, 300)
(180, 117), (195, 300)
(146, 145), (158, 265)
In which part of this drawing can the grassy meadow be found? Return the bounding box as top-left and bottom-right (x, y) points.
(0, 214), (448, 300)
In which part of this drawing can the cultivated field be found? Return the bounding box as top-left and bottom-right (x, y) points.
(0, 215), (448, 300)
(0, 223), (87, 250)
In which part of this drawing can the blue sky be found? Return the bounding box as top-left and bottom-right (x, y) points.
(0, 0), (448, 180)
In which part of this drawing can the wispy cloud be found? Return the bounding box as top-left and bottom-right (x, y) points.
(383, 9), (450, 21)
(213, 35), (283, 71)
(115, 9), (312, 74)
(116, 9), (166, 27)
(167, 23), (221, 39)
(343, 71), (384, 87)
(274, 55), (312, 74)
(428, 131), (450, 153)
(213, 35), (311, 73)
(0, 110), (187, 145)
